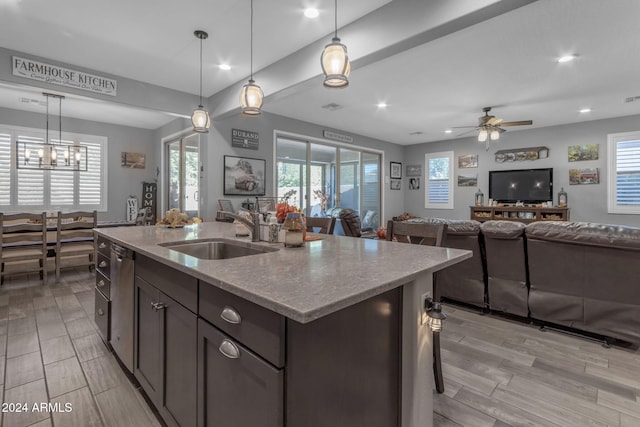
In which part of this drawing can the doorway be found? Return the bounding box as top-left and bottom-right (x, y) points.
(165, 133), (200, 217)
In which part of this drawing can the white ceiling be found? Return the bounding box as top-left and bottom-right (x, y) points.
(1, 0), (640, 144)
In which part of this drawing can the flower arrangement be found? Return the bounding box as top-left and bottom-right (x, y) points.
(313, 189), (329, 211)
(275, 189), (298, 222)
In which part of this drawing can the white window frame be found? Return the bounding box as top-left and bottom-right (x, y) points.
(425, 151), (454, 209)
(0, 124), (108, 213)
(608, 130), (640, 214)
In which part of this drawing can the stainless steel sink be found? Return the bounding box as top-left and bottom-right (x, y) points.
(161, 239), (278, 260)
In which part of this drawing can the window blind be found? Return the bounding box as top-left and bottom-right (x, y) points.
(615, 140), (640, 205)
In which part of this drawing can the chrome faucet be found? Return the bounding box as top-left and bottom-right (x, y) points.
(221, 211), (261, 242)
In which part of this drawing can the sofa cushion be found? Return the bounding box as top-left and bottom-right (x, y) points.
(526, 221), (640, 250)
(480, 220), (526, 239)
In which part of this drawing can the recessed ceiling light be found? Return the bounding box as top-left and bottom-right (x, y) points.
(377, 102), (387, 108)
(219, 64), (231, 71)
(444, 129), (453, 134)
(304, 8), (319, 18)
(579, 108), (591, 113)
(557, 54), (577, 63)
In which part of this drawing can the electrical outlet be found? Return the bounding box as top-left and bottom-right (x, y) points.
(420, 291), (432, 325)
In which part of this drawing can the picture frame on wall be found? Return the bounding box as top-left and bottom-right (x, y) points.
(390, 162), (402, 179)
(223, 155), (266, 196)
(121, 152), (146, 169)
(408, 177), (420, 190)
(457, 154), (478, 169)
(390, 179), (401, 190)
(406, 164), (422, 177)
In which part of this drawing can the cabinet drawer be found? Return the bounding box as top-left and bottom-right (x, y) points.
(136, 255), (197, 313)
(96, 236), (111, 256)
(200, 281), (285, 368)
(95, 289), (110, 342)
(198, 319), (283, 427)
(95, 270), (110, 299)
(96, 252), (110, 278)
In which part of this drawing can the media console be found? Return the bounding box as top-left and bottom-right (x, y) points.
(470, 206), (570, 223)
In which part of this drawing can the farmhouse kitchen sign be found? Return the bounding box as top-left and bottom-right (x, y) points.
(231, 129), (259, 150)
(12, 56), (118, 96)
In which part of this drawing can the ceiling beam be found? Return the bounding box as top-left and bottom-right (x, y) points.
(210, 0), (538, 120)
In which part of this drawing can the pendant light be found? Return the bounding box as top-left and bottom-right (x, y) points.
(191, 30), (211, 133)
(240, 0), (264, 115)
(16, 93), (87, 171)
(321, 0), (350, 88)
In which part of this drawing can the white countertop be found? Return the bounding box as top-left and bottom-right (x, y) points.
(95, 222), (471, 323)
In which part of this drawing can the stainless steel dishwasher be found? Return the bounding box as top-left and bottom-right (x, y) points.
(110, 243), (134, 373)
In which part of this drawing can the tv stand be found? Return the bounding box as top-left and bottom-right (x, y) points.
(470, 206), (570, 223)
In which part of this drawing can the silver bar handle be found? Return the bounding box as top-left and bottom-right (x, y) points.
(219, 339), (240, 359)
(150, 302), (165, 311)
(98, 242), (107, 249)
(97, 279), (105, 287)
(220, 306), (241, 324)
(98, 261), (108, 268)
(97, 308), (105, 316)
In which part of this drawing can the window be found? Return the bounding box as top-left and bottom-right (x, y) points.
(275, 133), (381, 227)
(0, 125), (107, 212)
(425, 151), (454, 209)
(608, 131), (640, 214)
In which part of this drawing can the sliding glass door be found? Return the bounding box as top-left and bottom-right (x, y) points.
(166, 133), (200, 217)
(275, 134), (381, 229)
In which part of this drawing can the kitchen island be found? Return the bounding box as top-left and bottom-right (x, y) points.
(95, 222), (471, 427)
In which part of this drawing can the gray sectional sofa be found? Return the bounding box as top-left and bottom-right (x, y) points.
(406, 218), (640, 345)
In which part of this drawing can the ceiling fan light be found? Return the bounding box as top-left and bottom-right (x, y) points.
(191, 106), (211, 133)
(490, 129), (500, 140)
(321, 38), (350, 88)
(240, 80), (264, 115)
(478, 129), (488, 142)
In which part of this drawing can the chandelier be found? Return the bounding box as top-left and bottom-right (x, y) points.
(320, 0), (350, 88)
(16, 93), (87, 171)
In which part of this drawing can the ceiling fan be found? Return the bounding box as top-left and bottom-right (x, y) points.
(454, 107), (533, 150)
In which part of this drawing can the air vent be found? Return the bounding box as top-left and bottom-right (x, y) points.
(19, 97), (46, 106)
(624, 96), (640, 103)
(409, 131), (424, 135)
(321, 102), (343, 111)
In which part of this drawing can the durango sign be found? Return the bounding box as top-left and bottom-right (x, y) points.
(12, 56), (117, 96)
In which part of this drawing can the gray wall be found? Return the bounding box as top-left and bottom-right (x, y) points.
(156, 111), (406, 223)
(403, 114), (640, 227)
(0, 106), (158, 221)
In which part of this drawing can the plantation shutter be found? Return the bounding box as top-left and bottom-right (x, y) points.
(79, 140), (103, 206)
(0, 133), (11, 206)
(425, 152), (453, 209)
(616, 139), (640, 205)
(16, 134), (44, 207)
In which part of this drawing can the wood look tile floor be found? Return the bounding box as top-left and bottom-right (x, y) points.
(3, 264), (640, 426)
(434, 306), (640, 427)
(0, 265), (160, 427)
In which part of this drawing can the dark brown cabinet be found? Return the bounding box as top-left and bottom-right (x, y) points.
(197, 319), (283, 427)
(94, 236), (111, 342)
(134, 275), (197, 427)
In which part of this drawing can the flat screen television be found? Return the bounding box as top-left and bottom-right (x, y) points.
(489, 168), (553, 204)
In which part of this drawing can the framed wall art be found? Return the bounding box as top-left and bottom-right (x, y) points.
(458, 154), (478, 169)
(408, 177), (420, 190)
(390, 179), (401, 190)
(121, 152), (146, 169)
(568, 144), (599, 162)
(406, 164), (422, 177)
(390, 162), (402, 179)
(223, 155), (266, 196)
(569, 168), (599, 185)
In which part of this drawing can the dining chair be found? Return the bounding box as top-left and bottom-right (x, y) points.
(385, 220), (447, 246)
(385, 219), (448, 394)
(339, 209), (376, 238)
(55, 210), (97, 280)
(305, 217), (336, 235)
(0, 212), (48, 285)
